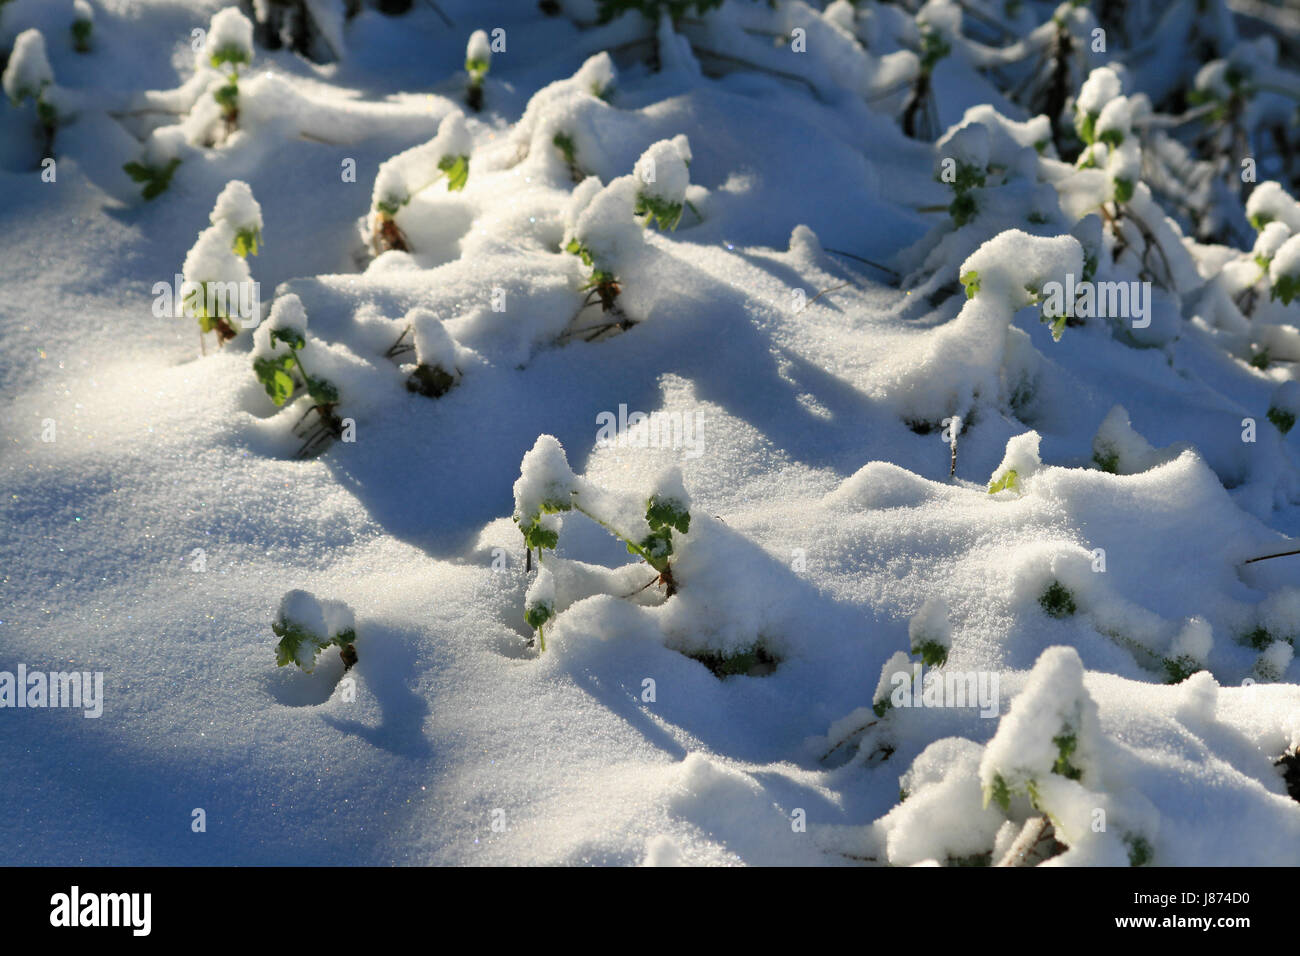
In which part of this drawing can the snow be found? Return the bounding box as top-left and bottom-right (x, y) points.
(3, 28), (52, 104)
(1248, 181), (1300, 232)
(634, 138), (690, 205)
(205, 6), (254, 68)
(466, 29), (490, 70)
(2, 0), (1299, 869)
(209, 179), (263, 236)
(1273, 234), (1300, 285)
(1077, 65), (1122, 117)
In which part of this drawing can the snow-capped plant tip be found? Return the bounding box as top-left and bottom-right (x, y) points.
(72, 0), (94, 54)
(464, 29), (489, 112)
(273, 590), (358, 672)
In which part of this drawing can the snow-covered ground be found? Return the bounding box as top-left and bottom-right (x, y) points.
(2, 0), (1299, 866)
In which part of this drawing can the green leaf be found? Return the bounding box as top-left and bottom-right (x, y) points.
(210, 45), (250, 70)
(1092, 450), (1120, 473)
(645, 495), (690, 535)
(272, 618), (326, 670)
(1048, 312), (1067, 342)
(253, 355), (297, 406)
(213, 82), (239, 113)
(912, 639), (948, 668)
(1163, 654), (1200, 684)
(1268, 407), (1296, 434)
(122, 162), (152, 183)
(634, 192), (684, 231)
(1124, 834), (1152, 867)
(1039, 581), (1077, 618)
(72, 18), (92, 52)
(987, 469), (1017, 494)
(1051, 732), (1083, 780)
(960, 270), (980, 299)
(637, 527), (674, 562)
(1272, 273), (1300, 306)
(438, 154), (470, 192)
(1077, 111), (1098, 146)
(985, 773), (1011, 812)
(305, 375), (340, 407)
(1113, 177), (1134, 204)
(949, 191), (977, 226)
(553, 131), (577, 166)
(233, 227), (260, 258)
(1242, 626), (1272, 650)
(524, 603), (553, 631)
(269, 327), (305, 351)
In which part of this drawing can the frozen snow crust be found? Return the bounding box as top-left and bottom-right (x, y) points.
(1, 0), (1298, 866)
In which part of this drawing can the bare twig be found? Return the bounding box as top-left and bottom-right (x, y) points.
(996, 815), (1051, 867)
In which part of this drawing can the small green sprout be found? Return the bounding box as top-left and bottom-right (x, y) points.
(437, 154), (469, 192)
(634, 192), (684, 231)
(1093, 450), (1120, 473)
(960, 270), (981, 299)
(123, 158), (182, 201)
(1039, 581), (1077, 618)
(71, 18), (93, 54)
(1163, 655), (1201, 683)
(1273, 274), (1300, 306)
(1124, 834), (1153, 867)
(987, 469), (1018, 494)
(1268, 407), (1296, 434)
(273, 592), (358, 672)
(553, 131), (580, 180)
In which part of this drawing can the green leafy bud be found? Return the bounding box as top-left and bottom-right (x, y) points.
(305, 376), (340, 407)
(911, 639), (948, 668)
(270, 327), (305, 351)
(960, 270), (981, 299)
(1268, 407), (1296, 434)
(645, 495), (690, 535)
(210, 45), (250, 70)
(254, 355), (297, 406)
(438, 154), (469, 192)
(72, 19), (93, 53)
(985, 773), (1011, 812)
(1272, 274), (1300, 305)
(1039, 581), (1077, 618)
(634, 192), (684, 231)
(1051, 732), (1083, 780)
(987, 469), (1018, 494)
(233, 227), (260, 258)
(553, 131), (577, 166)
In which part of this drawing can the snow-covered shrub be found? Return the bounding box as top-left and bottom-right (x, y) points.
(204, 7), (254, 138)
(210, 179), (263, 257)
(513, 435), (691, 649)
(390, 308), (468, 398)
(251, 294), (347, 458)
(182, 181), (263, 347)
(367, 110), (471, 254)
(273, 590), (358, 672)
(2, 29), (60, 154)
(632, 136), (694, 231)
